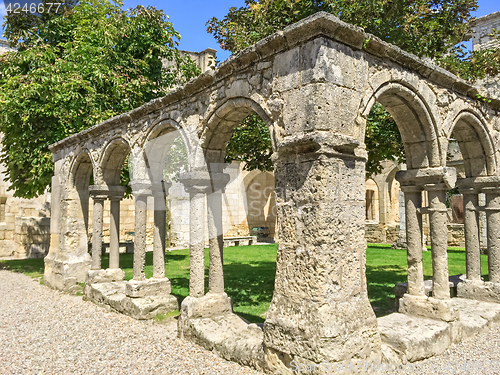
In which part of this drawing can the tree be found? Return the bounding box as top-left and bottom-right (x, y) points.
(0, 0), (200, 198)
(208, 0), (484, 176)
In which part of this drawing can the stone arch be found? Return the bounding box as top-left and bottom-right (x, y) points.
(100, 137), (131, 186)
(444, 109), (497, 177)
(365, 178), (379, 222)
(360, 80), (441, 170)
(243, 170), (276, 239)
(65, 149), (95, 258)
(201, 97), (277, 162)
(386, 165), (401, 223)
(69, 149), (95, 190)
(136, 119), (192, 182)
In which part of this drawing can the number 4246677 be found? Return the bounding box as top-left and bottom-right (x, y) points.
(6, 3), (63, 14)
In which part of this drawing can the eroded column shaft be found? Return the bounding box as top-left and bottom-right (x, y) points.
(109, 198), (121, 270)
(133, 194), (147, 281)
(402, 187), (425, 296)
(485, 190), (500, 283)
(463, 191), (481, 281)
(91, 197), (105, 270)
(153, 194), (167, 279)
(427, 185), (450, 299)
(189, 190), (206, 297)
(207, 188), (224, 293)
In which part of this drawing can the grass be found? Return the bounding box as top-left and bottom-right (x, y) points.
(0, 243), (489, 321)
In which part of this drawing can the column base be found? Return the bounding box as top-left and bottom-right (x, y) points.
(86, 268), (125, 284)
(125, 278), (172, 298)
(84, 280), (179, 320)
(398, 294), (458, 322)
(44, 254), (91, 293)
(457, 280), (500, 303)
(179, 292), (233, 320)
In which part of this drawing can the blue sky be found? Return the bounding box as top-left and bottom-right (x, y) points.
(1, 0), (499, 61)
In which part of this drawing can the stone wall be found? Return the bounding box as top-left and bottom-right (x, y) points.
(471, 11), (500, 52)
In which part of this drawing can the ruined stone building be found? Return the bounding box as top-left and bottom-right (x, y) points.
(42, 12), (500, 372)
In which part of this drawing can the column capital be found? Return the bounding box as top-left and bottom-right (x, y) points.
(423, 182), (449, 192)
(396, 167), (456, 189)
(180, 170), (213, 195)
(89, 185), (126, 200)
(209, 172), (230, 193)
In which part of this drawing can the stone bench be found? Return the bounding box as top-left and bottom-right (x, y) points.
(394, 274), (466, 310)
(88, 242), (134, 255)
(223, 236), (257, 247)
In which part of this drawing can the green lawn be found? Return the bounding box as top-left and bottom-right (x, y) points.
(0, 244), (489, 321)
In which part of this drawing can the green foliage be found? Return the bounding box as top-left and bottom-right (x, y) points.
(207, 0), (477, 59)
(438, 29), (500, 81)
(0, 0), (200, 198)
(224, 114), (273, 172)
(208, 0), (484, 175)
(365, 104), (405, 177)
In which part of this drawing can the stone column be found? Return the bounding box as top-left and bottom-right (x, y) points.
(131, 184), (149, 281)
(400, 185), (425, 296)
(108, 187), (126, 270)
(89, 188), (106, 271)
(207, 172), (230, 294)
(152, 182), (171, 279)
(461, 188), (481, 281)
(425, 183), (451, 300)
(181, 172), (211, 298)
(484, 187), (500, 283)
(395, 168), (457, 322)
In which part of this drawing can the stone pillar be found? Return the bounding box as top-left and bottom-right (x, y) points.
(89, 188), (106, 271)
(461, 188), (481, 281)
(109, 188), (126, 270)
(263, 139), (382, 366)
(152, 182), (171, 279)
(207, 172), (230, 294)
(425, 183), (451, 300)
(132, 187), (148, 281)
(457, 178), (500, 303)
(181, 172), (211, 298)
(395, 168), (457, 322)
(400, 186), (425, 296)
(484, 187), (500, 283)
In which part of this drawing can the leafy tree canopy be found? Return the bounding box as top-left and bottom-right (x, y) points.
(208, 0), (497, 177)
(0, 0), (200, 198)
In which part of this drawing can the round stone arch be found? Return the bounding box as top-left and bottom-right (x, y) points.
(443, 109), (497, 177)
(134, 119), (193, 183)
(200, 96), (277, 166)
(99, 137), (131, 186)
(63, 149), (97, 258)
(359, 80), (442, 170)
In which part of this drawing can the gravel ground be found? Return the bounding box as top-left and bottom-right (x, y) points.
(0, 270), (263, 375)
(3, 269), (500, 375)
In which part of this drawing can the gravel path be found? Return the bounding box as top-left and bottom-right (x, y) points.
(3, 269), (500, 375)
(0, 270), (262, 375)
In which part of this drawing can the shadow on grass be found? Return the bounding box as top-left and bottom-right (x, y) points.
(0, 258), (45, 279)
(366, 264), (408, 317)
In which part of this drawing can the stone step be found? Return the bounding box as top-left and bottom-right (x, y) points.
(379, 298), (500, 364)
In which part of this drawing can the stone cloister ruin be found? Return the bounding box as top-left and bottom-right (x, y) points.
(44, 12), (500, 373)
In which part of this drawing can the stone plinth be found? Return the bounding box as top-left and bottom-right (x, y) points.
(398, 294), (458, 322)
(86, 268), (125, 283)
(457, 279), (500, 303)
(125, 278), (171, 298)
(84, 281), (178, 320)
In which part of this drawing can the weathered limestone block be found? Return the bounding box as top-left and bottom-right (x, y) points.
(457, 280), (500, 303)
(125, 278), (171, 298)
(85, 281), (179, 320)
(398, 294), (458, 322)
(86, 268), (125, 283)
(378, 313), (453, 362)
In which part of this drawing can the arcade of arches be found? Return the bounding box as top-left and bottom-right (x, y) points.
(44, 12), (500, 374)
